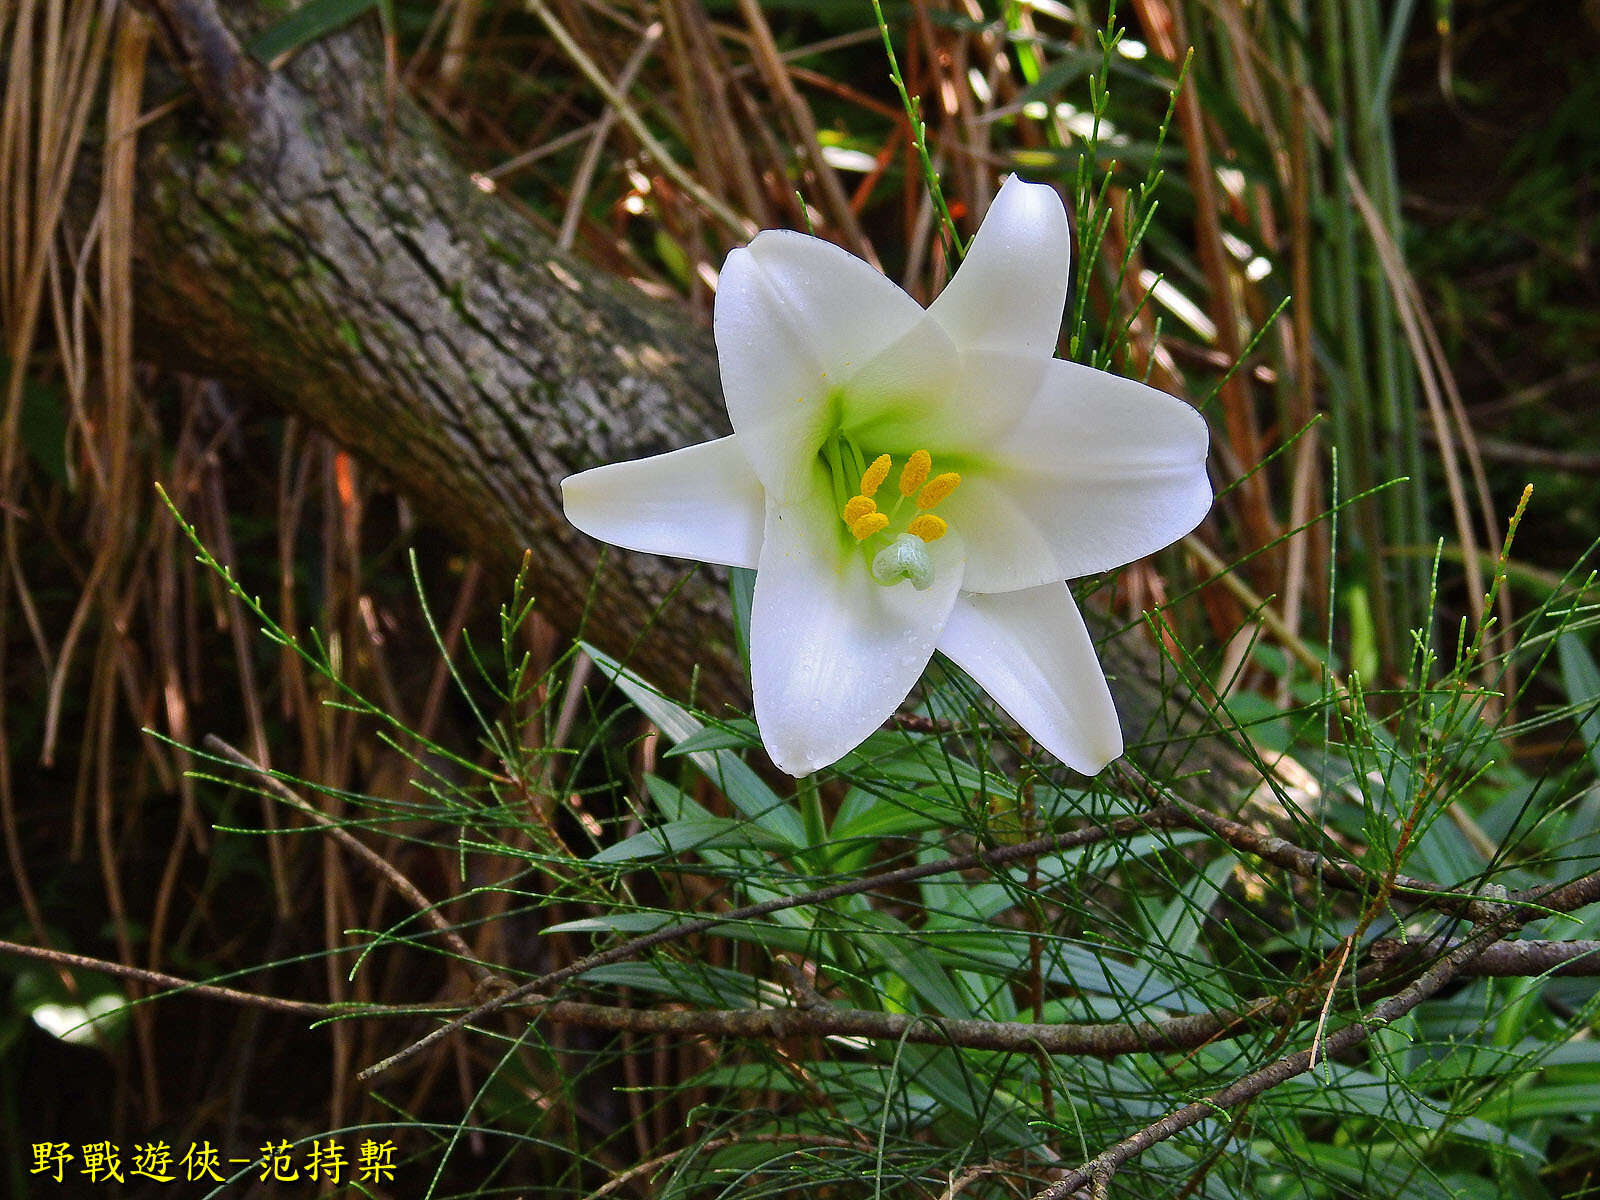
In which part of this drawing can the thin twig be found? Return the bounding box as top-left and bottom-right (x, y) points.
(527, 0), (754, 239)
(358, 768), (1576, 1084)
(6, 923), (1596, 1071)
(204, 735), (491, 981)
(557, 21), (663, 252)
(1153, 785), (1517, 923)
(0, 938), (329, 1017)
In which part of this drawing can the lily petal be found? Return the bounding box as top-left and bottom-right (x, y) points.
(947, 359), (1212, 591)
(937, 584), (1122, 774)
(749, 475), (964, 776)
(716, 230), (928, 503)
(561, 435), (764, 569)
(927, 175), (1073, 356)
(847, 344), (1049, 459)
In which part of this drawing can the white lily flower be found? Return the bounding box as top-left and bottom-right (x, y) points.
(562, 176), (1211, 777)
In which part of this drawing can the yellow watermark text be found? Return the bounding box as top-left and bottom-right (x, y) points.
(30, 1138), (398, 1186)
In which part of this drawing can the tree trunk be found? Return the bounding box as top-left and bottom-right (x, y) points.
(131, 0), (739, 699)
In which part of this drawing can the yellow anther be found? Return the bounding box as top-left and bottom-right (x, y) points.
(916, 472), (962, 510)
(899, 449), (931, 497)
(848, 512), (890, 541)
(841, 495), (877, 524)
(907, 514), (947, 543)
(859, 454), (892, 497)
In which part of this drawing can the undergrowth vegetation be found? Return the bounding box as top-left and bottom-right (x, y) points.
(2, 0), (1598, 1197)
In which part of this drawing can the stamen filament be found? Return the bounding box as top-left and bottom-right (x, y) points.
(822, 436), (849, 513)
(829, 443), (957, 573)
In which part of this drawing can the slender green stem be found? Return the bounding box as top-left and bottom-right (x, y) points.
(798, 772), (828, 853)
(823, 434), (849, 513)
(868, 0), (963, 261)
(795, 774), (878, 1004)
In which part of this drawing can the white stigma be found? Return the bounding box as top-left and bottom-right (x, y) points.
(871, 534), (935, 591)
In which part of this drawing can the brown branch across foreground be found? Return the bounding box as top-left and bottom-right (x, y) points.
(1369, 936), (1600, 977)
(5, 928), (1597, 1063)
(1163, 790), (1523, 924)
(185, 744), (1600, 1079)
(0, 938), (330, 1018)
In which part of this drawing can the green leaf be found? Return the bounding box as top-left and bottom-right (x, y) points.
(1297, 1143), (1480, 1200)
(1, 355), (69, 487)
(830, 785), (967, 846)
(583, 643), (805, 846)
(1272, 1061), (1540, 1159)
(1557, 632), (1600, 775)
(591, 816), (790, 863)
(919, 931), (1209, 1015)
(729, 567), (756, 674)
(889, 1044), (1040, 1148)
(837, 731), (1007, 803)
(1012, 832), (1205, 893)
(636, 775), (815, 911)
(664, 720), (759, 757)
(543, 909), (817, 957)
(541, 912), (676, 936)
(1475, 1083), (1600, 1124)
(1152, 853), (1237, 963)
(247, 0), (382, 63)
(852, 910), (973, 1019)
(579, 961), (768, 1008)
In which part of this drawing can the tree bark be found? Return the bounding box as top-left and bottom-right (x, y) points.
(118, 0), (1244, 784)
(131, 0), (739, 699)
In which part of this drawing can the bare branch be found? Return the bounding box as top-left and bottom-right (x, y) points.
(4, 914), (1596, 1084)
(356, 770), (1600, 1083)
(0, 937), (327, 1017)
(1371, 937), (1600, 977)
(1123, 770), (1521, 923)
